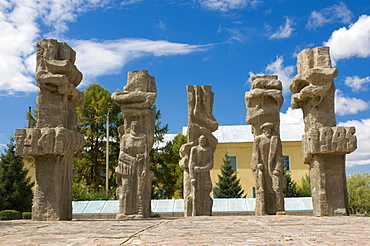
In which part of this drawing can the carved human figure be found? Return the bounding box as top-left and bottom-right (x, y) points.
(179, 85), (218, 217)
(289, 46), (357, 216)
(116, 121), (147, 216)
(251, 122), (284, 215)
(188, 135), (214, 216)
(14, 39), (85, 221)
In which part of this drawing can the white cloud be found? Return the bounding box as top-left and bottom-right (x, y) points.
(71, 39), (210, 85)
(344, 76), (370, 92)
(323, 15), (370, 64)
(120, 0), (143, 6)
(265, 56), (295, 94)
(269, 17), (294, 39)
(0, 0), (211, 94)
(280, 107), (303, 125)
(335, 89), (369, 116)
(339, 119), (370, 167)
(306, 2), (353, 30)
(199, 0), (260, 12)
(0, 0), (110, 95)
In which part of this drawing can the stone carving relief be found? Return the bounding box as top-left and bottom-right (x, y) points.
(112, 70), (156, 219)
(246, 75), (285, 215)
(179, 85), (218, 216)
(289, 46), (357, 216)
(15, 39), (85, 221)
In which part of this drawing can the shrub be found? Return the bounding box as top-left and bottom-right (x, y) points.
(0, 210), (22, 220)
(22, 212), (32, 220)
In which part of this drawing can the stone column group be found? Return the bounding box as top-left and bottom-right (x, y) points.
(14, 38), (356, 220)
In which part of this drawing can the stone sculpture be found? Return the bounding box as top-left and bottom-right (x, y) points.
(290, 46), (357, 216)
(112, 70), (156, 219)
(245, 75), (285, 215)
(15, 39), (85, 220)
(179, 85), (218, 216)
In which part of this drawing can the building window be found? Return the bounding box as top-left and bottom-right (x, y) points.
(283, 155), (290, 171)
(227, 156), (237, 172)
(252, 187), (256, 198)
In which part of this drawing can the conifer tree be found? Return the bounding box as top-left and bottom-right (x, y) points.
(0, 138), (33, 212)
(213, 153), (244, 198)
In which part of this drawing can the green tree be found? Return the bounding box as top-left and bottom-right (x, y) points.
(296, 174), (311, 197)
(0, 138), (33, 212)
(151, 133), (186, 199)
(213, 153), (244, 198)
(283, 170), (299, 197)
(25, 106), (37, 128)
(74, 83), (123, 192)
(347, 171), (370, 214)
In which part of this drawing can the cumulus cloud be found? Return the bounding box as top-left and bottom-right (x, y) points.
(269, 17), (294, 39)
(0, 0), (211, 94)
(199, 0), (260, 12)
(323, 15), (370, 64)
(344, 76), (370, 92)
(71, 39), (210, 85)
(335, 89), (369, 116)
(339, 119), (370, 167)
(0, 0), (110, 95)
(280, 107), (303, 125)
(306, 2), (353, 30)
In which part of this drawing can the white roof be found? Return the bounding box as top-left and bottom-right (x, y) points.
(180, 124), (304, 143)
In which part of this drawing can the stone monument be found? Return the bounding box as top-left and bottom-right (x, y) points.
(179, 85), (218, 216)
(245, 75), (285, 215)
(14, 39), (85, 220)
(290, 46), (357, 216)
(112, 70), (156, 219)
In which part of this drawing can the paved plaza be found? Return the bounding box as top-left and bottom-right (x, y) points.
(1, 215), (370, 245)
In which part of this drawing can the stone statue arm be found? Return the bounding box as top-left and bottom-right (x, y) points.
(111, 91), (156, 109)
(45, 59), (83, 87)
(188, 147), (197, 179)
(118, 151), (136, 176)
(271, 137), (284, 176)
(251, 137), (261, 172)
(290, 68), (337, 109)
(194, 151), (213, 172)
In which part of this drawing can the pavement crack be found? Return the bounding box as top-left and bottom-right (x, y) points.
(120, 220), (168, 245)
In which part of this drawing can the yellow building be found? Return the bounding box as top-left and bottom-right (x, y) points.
(207, 124), (309, 198)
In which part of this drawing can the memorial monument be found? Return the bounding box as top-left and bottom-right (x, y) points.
(179, 85), (218, 216)
(112, 70), (156, 219)
(15, 39), (85, 220)
(245, 75), (285, 215)
(289, 46), (357, 216)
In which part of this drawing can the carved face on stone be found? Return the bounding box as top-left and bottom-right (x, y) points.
(199, 135), (207, 147)
(131, 121), (138, 134)
(261, 123), (273, 138)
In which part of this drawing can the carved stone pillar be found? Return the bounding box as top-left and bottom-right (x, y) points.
(179, 85), (218, 216)
(112, 70), (156, 219)
(290, 46), (357, 216)
(245, 75), (285, 215)
(15, 39), (85, 221)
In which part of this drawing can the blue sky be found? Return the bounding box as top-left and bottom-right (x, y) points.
(0, 0), (369, 174)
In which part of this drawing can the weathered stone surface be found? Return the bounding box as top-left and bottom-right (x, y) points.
(15, 39), (85, 221)
(112, 70), (156, 219)
(289, 46), (357, 216)
(245, 75), (285, 215)
(179, 85), (218, 216)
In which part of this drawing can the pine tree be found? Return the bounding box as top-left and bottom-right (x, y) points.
(283, 169), (299, 197)
(213, 153), (244, 198)
(0, 138), (33, 212)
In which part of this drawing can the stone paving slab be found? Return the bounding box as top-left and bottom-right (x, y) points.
(1, 215), (369, 245)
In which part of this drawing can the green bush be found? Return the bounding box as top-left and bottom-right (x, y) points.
(0, 210), (22, 220)
(22, 212), (32, 220)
